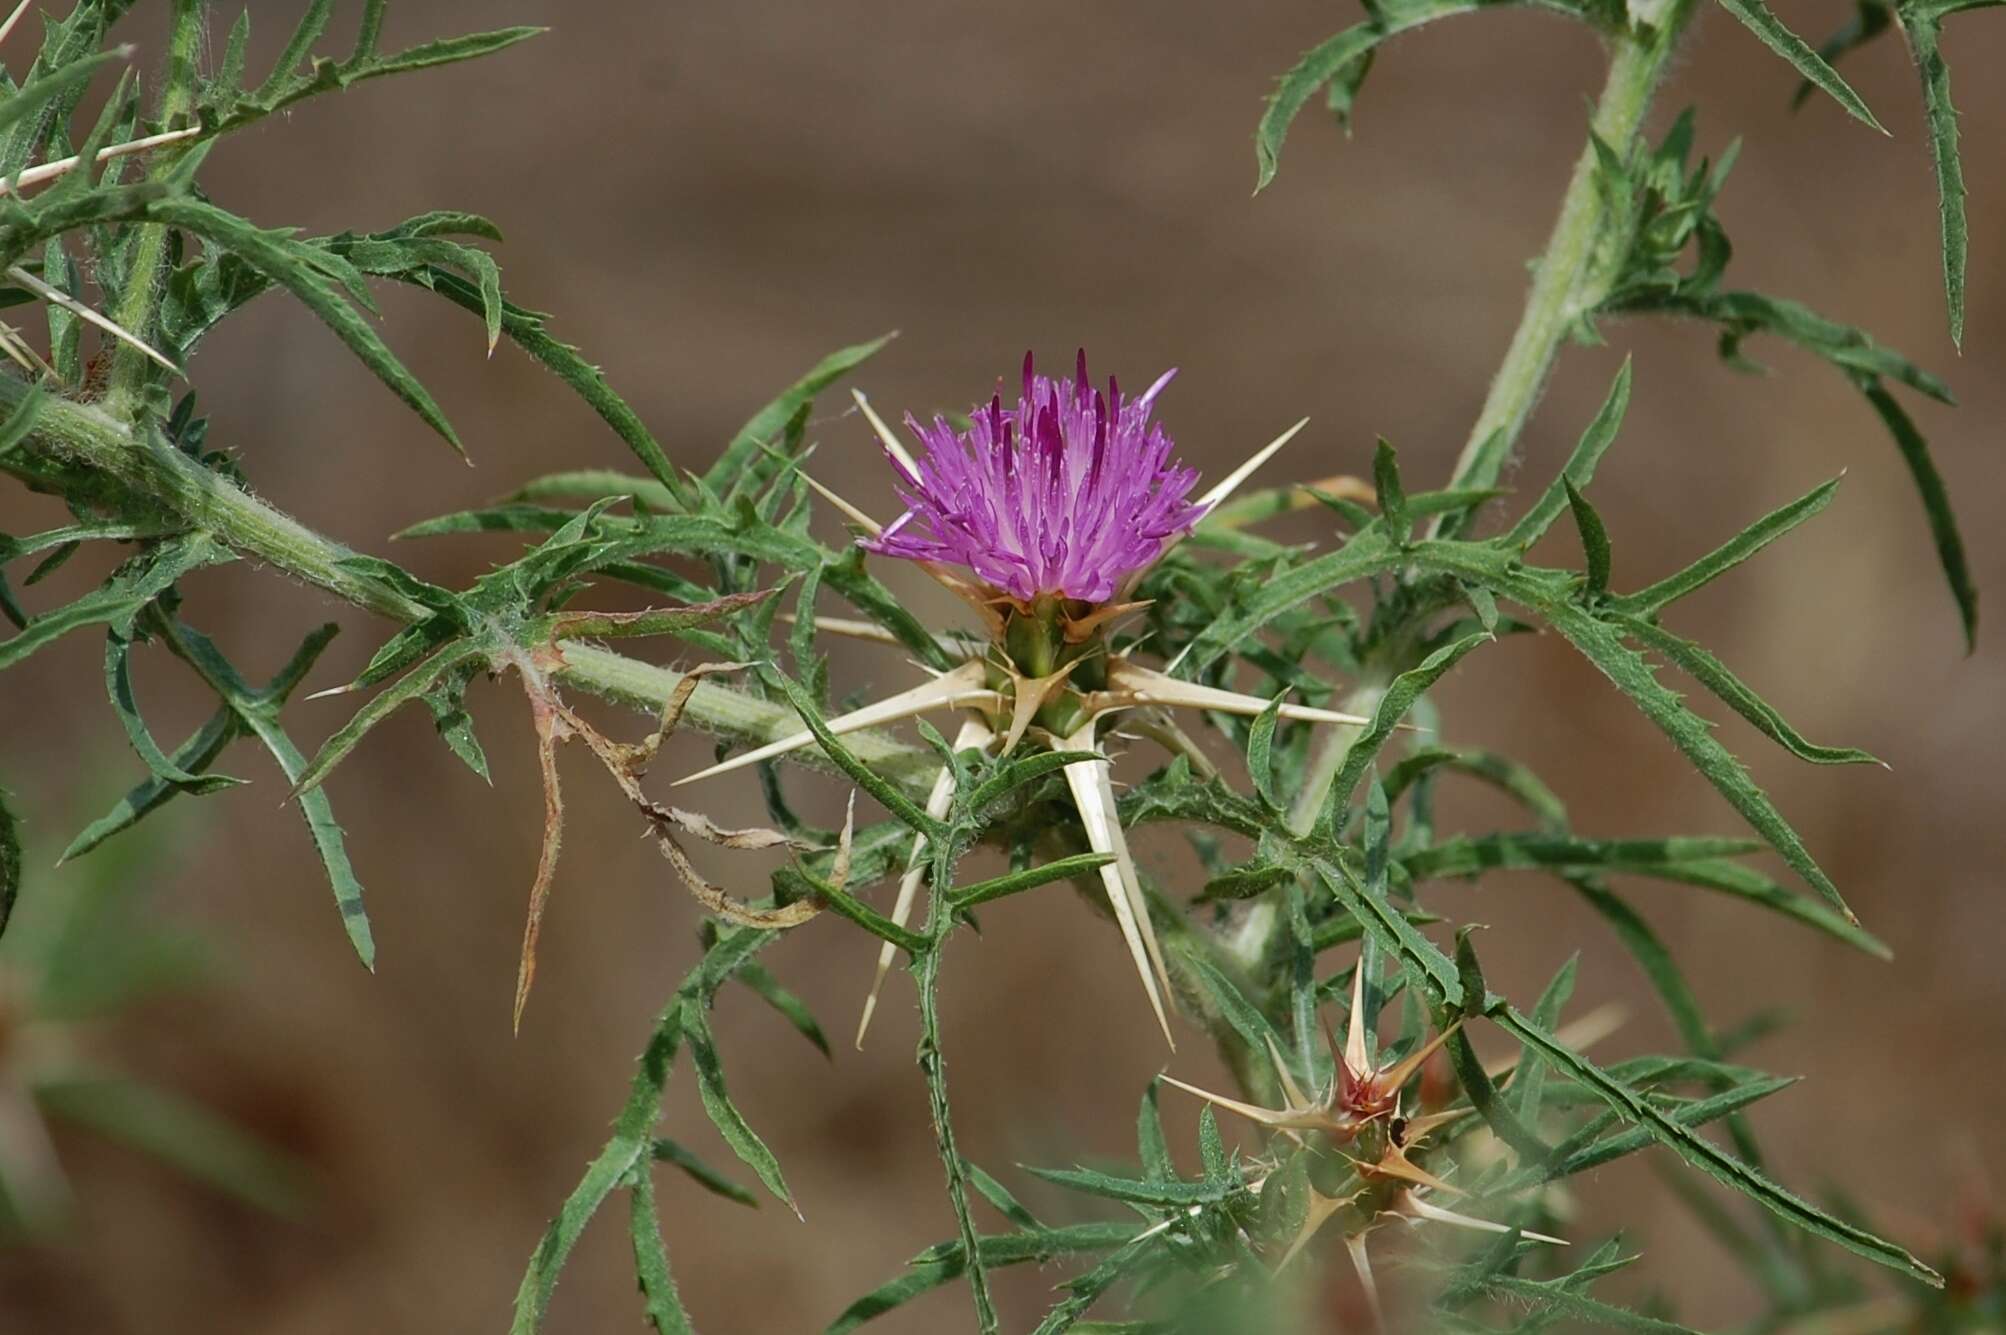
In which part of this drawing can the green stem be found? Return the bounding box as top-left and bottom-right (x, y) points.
(916, 853), (997, 1334)
(103, 0), (204, 409)
(1, 381), (938, 790)
(1443, 1), (1696, 501)
(1233, 0), (1701, 1096)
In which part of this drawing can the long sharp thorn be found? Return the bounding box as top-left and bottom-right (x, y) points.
(1197, 417), (1310, 512)
(0, 127), (204, 198)
(852, 389), (923, 477)
(672, 661), (994, 786)
(1159, 1074), (1315, 1130)
(0, 0), (32, 49)
(856, 717), (990, 1048)
(1346, 963), (1370, 1081)
(832, 791), (857, 888)
(1100, 661), (1373, 727)
(1275, 1189), (1351, 1271)
(1377, 1018), (1464, 1095)
(1095, 753), (1175, 1017)
(799, 470), (883, 533)
(1263, 1034), (1312, 1112)
(1059, 722), (1173, 1048)
(1366, 1149), (1463, 1197)
(1400, 1193), (1567, 1246)
(7, 265), (178, 374)
(780, 612), (901, 645)
(1399, 1108), (1471, 1145)
(1345, 1233), (1387, 1335)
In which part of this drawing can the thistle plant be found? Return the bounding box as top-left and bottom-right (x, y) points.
(0, 2), (1994, 1333)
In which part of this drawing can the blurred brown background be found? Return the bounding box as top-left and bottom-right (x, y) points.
(2, 1), (2001, 1330)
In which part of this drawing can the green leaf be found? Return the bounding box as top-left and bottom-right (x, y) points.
(1251, 0), (1610, 190)
(252, 0), (332, 103)
(1633, 857), (1890, 959)
(1451, 1268), (1705, 1333)
(1414, 544), (1856, 921)
(1860, 381), (1977, 648)
(1563, 877), (1750, 1126)
(1326, 631), (1489, 819)
(1563, 478), (1612, 597)
(0, 785), (18, 938)
(149, 199), (462, 452)
(1169, 940), (1288, 1060)
(1245, 694), (1286, 811)
(0, 48), (127, 141)
(1901, 13), (1965, 346)
(512, 993), (695, 1334)
(824, 1224), (1134, 1335)
(1314, 860), (1460, 1006)
(513, 469), (681, 513)
(1403, 833), (1762, 879)
(1197, 1106), (1229, 1181)
(1253, 26), (1374, 188)
(703, 334), (896, 490)
(421, 663), (490, 782)
(767, 671), (941, 836)
(36, 1075), (307, 1216)
(1338, 836), (1919, 1280)
(683, 998), (796, 1213)
(103, 628), (246, 794)
(60, 708), (234, 864)
(1714, 0), (1884, 131)
(346, 27), (545, 86)
(0, 374), (44, 459)
(0, 535), (231, 671)
(625, 1168), (695, 1335)
(650, 1137), (757, 1208)
(733, 959), (830, 1058)
(964, 749), (1105, 812)
(948, 853), (1113, 911)
(1023, 1165), (1237, 1209)
(1792, 1), (1893, 111)
(1612, 614), (1882, 765)
(1501, 359), (1630, 551)
(1613, 476), (1840, 616)
(1382, 747), (1568, 834)
(153, 620), (375, 968)
(1182, 526), (1400, 670)
(1371, 438), (1408, 540)
(1495, 1009), (1940, 1284)
(291, 640), (489, 797)
(965, 1160), (1042, 1230)
(1136, 1081), (1174, 1184)
(338, 261), (690, 504)
(1510, 954), (1578, 1121)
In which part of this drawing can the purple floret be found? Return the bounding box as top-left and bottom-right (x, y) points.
(863, 350), (1204, 604)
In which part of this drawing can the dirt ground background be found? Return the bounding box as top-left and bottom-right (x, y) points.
(2, 2), (2002, 1331)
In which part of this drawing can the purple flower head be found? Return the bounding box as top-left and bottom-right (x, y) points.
(863, 351), (1204, 605)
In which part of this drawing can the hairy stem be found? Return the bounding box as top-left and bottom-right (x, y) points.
(1, 381), (937, 789)
(1444, 0), (1697, 502)
(916, 857), (997, 1334)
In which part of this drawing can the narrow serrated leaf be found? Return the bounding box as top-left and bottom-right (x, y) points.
(1861, 381), (1976, 648)
(1503, 360), (1630, 551)
(683, 999), (796, 1213)
(1715, 0), (1884, 131)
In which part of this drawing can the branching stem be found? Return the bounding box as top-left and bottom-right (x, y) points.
(1444, 0), (1699, 502)
(0, 380), (939, 790)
